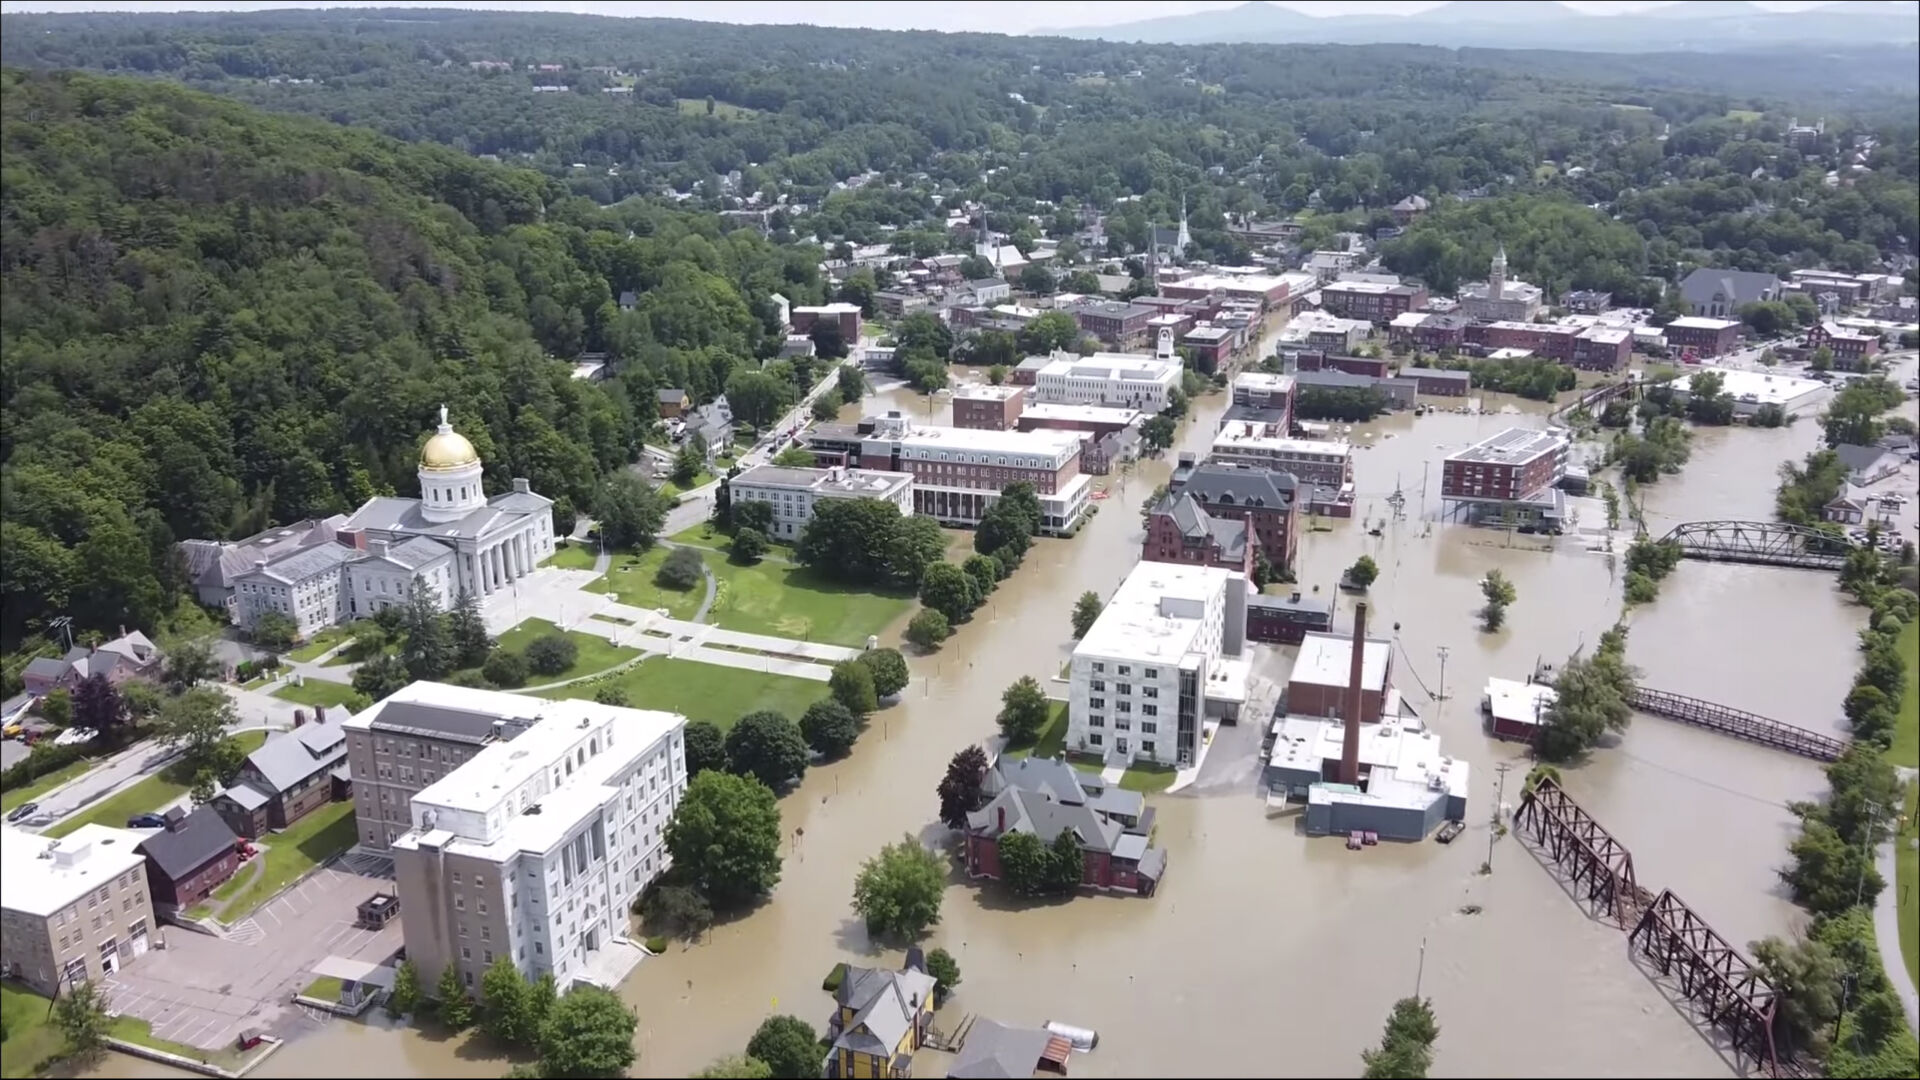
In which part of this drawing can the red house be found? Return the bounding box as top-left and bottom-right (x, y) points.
(1484, 678), (1556, 743)
(1804, 321), (1881, 368)
(137, 807), (241, 909)
(964, 756), (1165, 897)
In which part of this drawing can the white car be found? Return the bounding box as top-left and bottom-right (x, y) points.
(52, 727), (97, 747)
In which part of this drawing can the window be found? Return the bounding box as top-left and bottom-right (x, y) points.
(465, 971), (474, 987)
(1116, 683), (1130, 695)
(1141, 722), (1158, 734)
(484, 949), (495, 964)
(1117, 665), (1132, 676)
(1089, 733), (1104, 746)
(458, 922), (468, 938)
(1088, 715), (1104, 728)
(454, 896), (465, 911)
(1117, 700), (1131, 713)
(535, 942), (544, 955)
(1089, 679), (1105, 692)
(1142, 704), (1158, 717)
(461, 946), (472, 960)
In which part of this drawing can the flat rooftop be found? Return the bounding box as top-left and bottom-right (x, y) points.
(1324, 279), (1417, 295)
(952, 384), (1024, 402)
(1038, 353), (1181, 384)
(1672, 367), (1825, 407)
(1446, 427), (1565, 466)
(1485, 677), (1556, 728)
(734, 464), (913, 497)
(1018, 403), (1141, 426)
(1234, 371), (1295, 394)
(1269, 714), (1471, 810)
(1074, 562), (1241, 663)
(2, 824), (151, 917)
(1290, 632), (1392, 693)
(1213, 426), (1352, 457)
(1577, 327), (1631, 344)
(1183, 326), (1234, 342)
(871, 423), (1084, 458)
(1667, 316), (1742, 331)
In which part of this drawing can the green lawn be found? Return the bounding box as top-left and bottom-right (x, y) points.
(1, 984), (65, 1079)
(108, 1014), (244, 1069)
(669, 524), (733, 552)
(1889, 621), (1918, 769)
(287, 625), (351, 663)
(490, 617), (639, 686)
(704, 550), (910, 647)
(1, 759), (92, 812)
(676, 97), (756, 119)
(303, 975), (345, 1001)
(542, 542), (601, 572)
(658, 470), (715, 498)
(540, 658), (823, 731)
(44, 731), (268, 839)
(207, 801), (356, 920)
(586, 547), (707, 620)
(1005, 701), (1069, 760)
(271, 679), (361, 710)
(1120, 763), (1177, 794)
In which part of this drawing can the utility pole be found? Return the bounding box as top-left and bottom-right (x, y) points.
(1414, 936), (1428, 998)
(1853, 800), (1881, 909)
(1435, 645), (1450, 705)
(1488, 762), (1513, 871)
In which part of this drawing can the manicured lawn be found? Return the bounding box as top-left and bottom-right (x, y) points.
(287, 625), (351, 663)
(208, 801), (357, 920)
(44, 731), (268, 839)
(669, 524), (732, 552)
(704, 551), (910, 647)
(658, 470), (714, 498)
(1896, 778), (1917, 992)
(1, 759), (92, 812)
(490, 618), (639, 686)
(586, 547), (706, 621)
(1119, 763), (1177, 794)
(1005, 701), (1069, 760)
(1, 983), (65, 1079)
(540, 658), (823, 731)
(1889, 621), (1918, 769)
(542, 542), (601, 572)
(271, 679), (361, 710)
(676, 97), (756, 119)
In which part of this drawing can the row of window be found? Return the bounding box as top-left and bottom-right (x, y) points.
(1086, 680), (1158, 698)
(1085, 716), (1157, 734)
(1088, 662), (1159, 679)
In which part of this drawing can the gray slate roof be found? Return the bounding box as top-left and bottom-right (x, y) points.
(1399, 366), (1471, 383)
(238, 542), (356, 585)
(832, 966), (935, 1058)
(341, 491), (546, 543)
(1173, 461), (1299, 509)
(368, 699), (522, 743)
(365, 536), (454, 572)
(182, 517), (346, 592)
(137, 806), (238, 882)
(948, 1019), (1055, 1079)
(1154, 493), (1250, 563)
(1295, 369), (1380, 390)
(1836, 443), (1898, 474)
(1679, 268), (1781, 308)
(23, 657), (68, 682)
(241, 711), (348, 794)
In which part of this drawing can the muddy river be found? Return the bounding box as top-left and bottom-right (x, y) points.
(91, 346), (1883, 1079)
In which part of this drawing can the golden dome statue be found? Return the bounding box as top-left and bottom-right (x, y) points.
(419, 405), (480, 471)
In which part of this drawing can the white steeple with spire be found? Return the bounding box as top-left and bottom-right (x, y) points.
(1489, 243), (1508, 302)
(1175, 192), (1191, 257)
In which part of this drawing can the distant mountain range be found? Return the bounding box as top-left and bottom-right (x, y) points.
(1042, 0), (1920, 52)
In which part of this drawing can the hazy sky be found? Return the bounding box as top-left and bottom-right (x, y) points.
(0, 0), (1849, 34)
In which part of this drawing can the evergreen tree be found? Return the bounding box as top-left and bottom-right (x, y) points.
(448, 590), (491, 669)
(434, 963), (473, 1030)
(401, 577), (455, 680)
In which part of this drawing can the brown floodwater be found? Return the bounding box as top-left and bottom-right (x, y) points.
(89, 344), (1872, 1079)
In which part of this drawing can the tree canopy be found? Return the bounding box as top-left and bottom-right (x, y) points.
(664, 769), (784, 908)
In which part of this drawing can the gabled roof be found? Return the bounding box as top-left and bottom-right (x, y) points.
(967, 786), (1124, 854)
(948, 1019), (1057, 1079)
(363, 536), (454, 572)
(237, 542), (356, 585)
(1173, 461), (1298, 510)
(238, 711), (348, 794)
(832, 966), (935, 1058)
(1835, 443), (1897, 473)
(137, 806), (238, 882)
(1151, 493), (1249, 562)
(1678, 267), (1780, 307)
(22, 657), (68, 682)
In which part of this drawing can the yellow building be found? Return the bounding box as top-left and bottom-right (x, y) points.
(826, 956), (937, 1078)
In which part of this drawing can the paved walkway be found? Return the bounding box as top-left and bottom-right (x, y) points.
(1874, 764), (1919, 1033)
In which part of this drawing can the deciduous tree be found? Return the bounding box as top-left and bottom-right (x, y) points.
(799, 698), (861, 758)
(926, 948), (961, 1000)
(1070, 591), (1103, 638)
(829, 659), (879, 717)
(480, 956), (539, 1049)
(937, 745), (990, 828)
(745, 1015), (820, 1080)
(434, 962), (474, 1030)
(857, 648), (909, 698)
(725, 710), (810, 788)
(536, 986), (637, 1078)
(731, 527), (770, 564)
(524, 633), (578, 676)
(596, 471), (671, 551)
(906, 609), (951, 650)
(665, 770), (783, 908)
(684, 719), (727, 776)
(919, 562), (980, 623)
(52, 979), (111, 1060)
(1479, 569), (1516, 631)
(997, 675), (1050, 745)
(852, 834), (947, 939)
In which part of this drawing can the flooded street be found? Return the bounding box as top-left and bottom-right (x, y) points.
(89, 352), (1872, 1079)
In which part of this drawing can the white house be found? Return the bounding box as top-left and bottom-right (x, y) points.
(1067, 562), (1248, 768)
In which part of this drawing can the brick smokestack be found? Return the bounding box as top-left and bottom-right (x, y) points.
(1341, 602), (1368, 785)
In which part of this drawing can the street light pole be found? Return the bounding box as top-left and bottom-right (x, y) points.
(1435, 645), (1450, 705)
(1853, 800), (1881, 909)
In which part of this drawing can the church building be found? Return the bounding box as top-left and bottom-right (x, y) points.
(227, 408), (556, 637)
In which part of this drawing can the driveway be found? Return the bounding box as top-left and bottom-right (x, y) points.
(103, 857), (401, 1050)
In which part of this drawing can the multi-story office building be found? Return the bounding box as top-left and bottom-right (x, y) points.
(1319, 280), (1429, 323)
(1209, 425), (1353, 490)
(1067, 563), (1248, 768)
(1663, 316), (1742, 359)
(346, 682), (528, 850)
(1, 825), (156, 995)
(950, 384), (1027, 431)
(835, 413), (1091, 533)
(1066, 299), (1156, 348)
(726, 465), (914, 541)
(388, 684), (688, 996)
(1440, 428), (1568, 504)
(1032, 349), (1182, 413)
(1570, 327), (1632, 372)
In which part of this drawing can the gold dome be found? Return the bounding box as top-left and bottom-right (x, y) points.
(419, 406), (480, 471)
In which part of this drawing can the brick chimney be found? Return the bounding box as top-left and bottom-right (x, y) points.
(996, 805), (1005, 834)
(293, 708), (306, 728)
(1340, 602), (1368, 786)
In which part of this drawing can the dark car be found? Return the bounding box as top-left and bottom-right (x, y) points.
(6, 801), (39, 823)
(126, 812), (168, 829)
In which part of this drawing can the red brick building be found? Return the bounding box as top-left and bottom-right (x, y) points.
(1141, 494), (1255, 576)
(1804, 321), (1881, 367)
(1389, 312), (1470, 352)
(137, 807), (241, 908)
(1467, 321), (1579, 363)
(1286, 631), (1394, 725)
(964, 757), (1164, 897)
(1245, 591), (1335, 644)
(788, 302), (863, 342)
(1662, 317), (1742, 359)
(1570, 327), (1631, 372)
(1180, 326), (1237, 374)
(1068, 299), (1156, 348)
(1397, 367), (1472, 396)
(1167, 458), (1301, 575)
(1440, 428), (1568, 504)
(1294, 352), (1391, 379)
(950, 385), (1026, 431)
(1320, 281), (1428, 323)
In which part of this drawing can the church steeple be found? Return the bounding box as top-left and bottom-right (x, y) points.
(1175, 192), (1191, 256)
(1489, 243), (1508, 302)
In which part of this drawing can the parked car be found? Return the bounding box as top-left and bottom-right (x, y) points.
(7, 801), (39, 823)
(127, 813), (168, 829)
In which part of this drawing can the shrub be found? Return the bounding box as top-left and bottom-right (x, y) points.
(906, 609), (951, 649)
(657, 546), (706, 589)
(524, 633), (578, 675)
(644, 935), (668, 954)
(482, 650), (530, 688)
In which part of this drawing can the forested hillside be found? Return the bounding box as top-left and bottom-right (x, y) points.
(0, 69), (823, 647)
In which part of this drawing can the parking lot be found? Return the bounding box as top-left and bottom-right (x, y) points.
(103, 854), (402, 1051)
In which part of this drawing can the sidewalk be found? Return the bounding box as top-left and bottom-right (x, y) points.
(1873, 765), (1919, 1032)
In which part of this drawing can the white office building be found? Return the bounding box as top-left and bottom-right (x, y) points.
(1209, 425), (1355, 490)
(1067, 562), (1249, 768)
(1033, 350), (1182, 413)
(388, 683), (687, 996)
(728, 465), (914, 541)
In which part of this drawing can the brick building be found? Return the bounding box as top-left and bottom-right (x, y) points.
(1389, 312), (1470, 352)
(1141, 493), (1255, 576)
(1441, 428), (1568, 504)
(1804, 321), (1881, 367)
(1294, 352), (1391, 379)
(1320, 280), (1428, 323)
(1167, 457), (1302, 574)
(789, 302), (863, 342)
(1068, 299), (1156, 348)
(1570, 327), (1631, 372)
(951, 384), (1026, 431)
(1663, 316), (1742, 358)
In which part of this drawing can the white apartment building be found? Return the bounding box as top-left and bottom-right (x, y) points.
(1210, 424), (1355, 490)
(728, 465), (914, 541)
(850, 415), (1092, 533)
(387, 683), (687, 996)
(1033, 351), (1182, 413)
(1068, 562), (1249, 768)
(1, 824), (156, 996)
